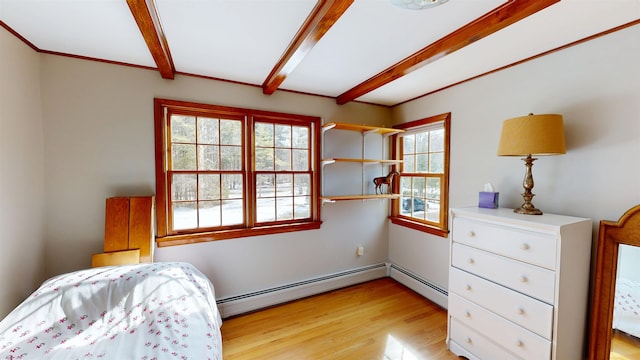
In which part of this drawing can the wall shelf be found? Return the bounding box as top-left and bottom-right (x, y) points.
(320, 194), (401, 204)
(321, 122), (403, 204)
(321, 158), (403, 166)
(322, 122), (404, 137)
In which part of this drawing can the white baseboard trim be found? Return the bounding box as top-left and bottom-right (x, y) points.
(388, 264), (448, 309)
(217, 263), (388, 318)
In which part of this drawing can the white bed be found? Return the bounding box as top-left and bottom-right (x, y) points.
(613, 276), (640, 339)
(0, 262), (222, 359)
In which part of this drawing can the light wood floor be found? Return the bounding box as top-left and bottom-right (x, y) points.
(221, 278), (460, 359)
(611, 330), (640, 360)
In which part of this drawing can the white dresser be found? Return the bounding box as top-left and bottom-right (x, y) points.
(447, 207), (592, 360)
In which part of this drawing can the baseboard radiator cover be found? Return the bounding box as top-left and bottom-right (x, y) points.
(217, 263), (388, 318)
(388, 263), (448, 309)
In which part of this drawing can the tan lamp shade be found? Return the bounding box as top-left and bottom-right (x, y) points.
(497, 114), (566, 156)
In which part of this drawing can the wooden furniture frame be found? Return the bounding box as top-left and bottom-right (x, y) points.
(589, 204), (640, 359)
(91, 196), (155, 267)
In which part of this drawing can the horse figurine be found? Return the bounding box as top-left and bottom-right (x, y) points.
(373, 171), (400, 194)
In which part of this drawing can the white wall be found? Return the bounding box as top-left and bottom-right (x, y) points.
(38, 54), (392, 300)
(0, 28), (46, 317)
(389, 24), (640, 300)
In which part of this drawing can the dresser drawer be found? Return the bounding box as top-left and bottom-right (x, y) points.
(452, 217), (557, 270)
(449, 267), (553, 339)
(449, 293), (552, 360)
(449, 317), (519, 360)
(452, 243), (556, 304)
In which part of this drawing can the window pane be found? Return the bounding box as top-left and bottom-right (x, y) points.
(221, 199), (243, 225)
(221, 145), (242, 170)
(429, 152), (444, 173)
(294, 196), (310, 219)
(292, 150), (308, 171)
(277, 174), (293, 196)
(430, 128), (444, 152)
(172, 144), (196, 170)
(222, 174), (243, 200)
(275, 149), (291, 171)
(413, 177), (425, 197)
(399, 175), (430, 220)
(198, 145), (219, 170)
(170, 115), (195, 143)
(199, 201), (220, 228)
(292, 126), (308, 148)
(400, 196), (411, 216)
(426, 178), (441, 200)
(403, 135), (415, 154)
(403, 154), (415, 173)
(255, 122), (273, 147)
(416, 154), (428, 173)
(257, 174), (275, 198)
(173, 202), (197, 230)
(275, 124), (291, 147)
(256, 148), (274, 171)
(399, 177), (409, 196)
(172, 174), (196, 201)
(256, 198), (275, 222)
(425, 176), (441, 223)
(277, 197), (293, 220)
(416, 132), (429, 153)
(198, 174), (219, 200)
(198, 117), (219, 144)
(294, 174), (310, 195)
(220, 119), (241, 145)
(399, 175), (441, 223)
(426, 201), (440, 223)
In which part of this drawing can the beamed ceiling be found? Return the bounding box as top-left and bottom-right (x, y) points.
(1, 0), (639, 106)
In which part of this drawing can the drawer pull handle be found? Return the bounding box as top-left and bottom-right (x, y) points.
(516, 339), (524, 347)
(465, 311), (471, 318)
(468, 258), (475, 265)
(520, 276), (528, 283)
(466, 284), (472, 291)
(521, 243), (530, 250)
(468, 231), (476, 238)
(518, 308), (526, 315)
(466, 337), (472, 344)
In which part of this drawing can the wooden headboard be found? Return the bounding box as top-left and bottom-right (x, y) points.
(91, 196), (155, 267)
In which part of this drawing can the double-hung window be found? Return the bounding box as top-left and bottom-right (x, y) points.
(390, 113), (451, 237)
(154, 98), (321, 246)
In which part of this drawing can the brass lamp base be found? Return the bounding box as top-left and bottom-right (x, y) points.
(514, 155), (543, 215)
(514, 200), (543, 215)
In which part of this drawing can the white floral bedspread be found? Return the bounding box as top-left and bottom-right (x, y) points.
(0, 262), (222, 360)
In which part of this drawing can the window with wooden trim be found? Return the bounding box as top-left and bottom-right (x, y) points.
(390, 113), (450, 237)
(154, 98), (321, 246)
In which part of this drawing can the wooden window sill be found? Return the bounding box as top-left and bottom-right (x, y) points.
(389, 216), (448, 238)
(156, 221), (323, 247)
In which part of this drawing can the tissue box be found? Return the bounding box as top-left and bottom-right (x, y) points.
(479, 192), (499, 209)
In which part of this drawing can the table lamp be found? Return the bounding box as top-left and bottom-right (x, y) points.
(497, 113), (565, 215)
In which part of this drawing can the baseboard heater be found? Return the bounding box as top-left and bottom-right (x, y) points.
(217, 263), (388, 318)
(388, 263), (448, 309)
